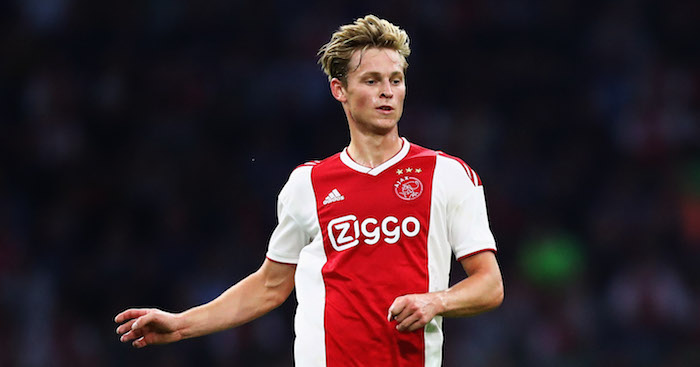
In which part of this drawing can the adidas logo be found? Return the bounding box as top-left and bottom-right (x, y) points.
(323, 189), (345, 205)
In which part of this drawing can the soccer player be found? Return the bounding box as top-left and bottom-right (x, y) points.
(115, 15), (503, 366)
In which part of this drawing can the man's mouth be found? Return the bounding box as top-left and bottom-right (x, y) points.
(377, 106), (393, 111)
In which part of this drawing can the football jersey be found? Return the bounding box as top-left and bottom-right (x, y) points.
(266, 138), (496, 367)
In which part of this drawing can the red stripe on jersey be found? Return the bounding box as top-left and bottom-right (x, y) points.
(436, 152), (482, 186)
(311, 144), (436, 367)
(456, 248), (497, 262)
(265, 256), (297, 266)
(296, 160), (321, 169)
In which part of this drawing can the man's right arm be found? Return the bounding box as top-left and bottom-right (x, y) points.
(115, 259), (295, 348)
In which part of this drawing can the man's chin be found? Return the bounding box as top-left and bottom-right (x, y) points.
(349, 115), (401, 136)
(368, 122), (398, 136)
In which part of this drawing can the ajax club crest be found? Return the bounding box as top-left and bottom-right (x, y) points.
(394, 176), (423, 201)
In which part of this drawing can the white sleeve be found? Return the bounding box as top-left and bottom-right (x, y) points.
(266, 165), (315, 264)
(438, 155), (497, 260)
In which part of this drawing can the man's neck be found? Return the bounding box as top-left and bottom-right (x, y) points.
(346, 132), (403, 169)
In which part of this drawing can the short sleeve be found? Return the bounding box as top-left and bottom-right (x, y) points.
(449, 184), (497, 261)
(266, 165), (315, 264)
(437, 154), (497, 260)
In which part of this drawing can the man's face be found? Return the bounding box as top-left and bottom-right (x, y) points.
(334, 47), (406, 135)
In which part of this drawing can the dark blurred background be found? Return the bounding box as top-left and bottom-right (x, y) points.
(1, 0), (699, 366)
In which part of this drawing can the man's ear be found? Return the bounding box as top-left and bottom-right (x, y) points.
(330, 78), (347, 103)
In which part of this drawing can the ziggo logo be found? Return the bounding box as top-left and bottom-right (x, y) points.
(327, 215), (421, 251)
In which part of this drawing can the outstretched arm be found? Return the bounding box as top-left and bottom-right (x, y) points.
(388, 251), (503, 332)
(115, 259), (296, 348)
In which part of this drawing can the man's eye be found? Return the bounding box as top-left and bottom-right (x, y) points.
(366, 80), (375, 85)
(392, 79), (402, 84)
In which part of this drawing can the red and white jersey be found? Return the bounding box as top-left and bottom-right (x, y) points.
(266, 138), (496, 367)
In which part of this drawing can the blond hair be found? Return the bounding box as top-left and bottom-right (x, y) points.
(318, 15), (410, 83)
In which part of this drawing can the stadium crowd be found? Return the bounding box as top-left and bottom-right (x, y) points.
(0, 0), (698, 366)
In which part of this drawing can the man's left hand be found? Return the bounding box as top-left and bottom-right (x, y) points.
(387, 293), (445, 332)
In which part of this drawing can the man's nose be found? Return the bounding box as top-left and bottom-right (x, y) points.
(380, 81), (394, 98)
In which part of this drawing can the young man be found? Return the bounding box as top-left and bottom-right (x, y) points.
(115, 15), (503, 366)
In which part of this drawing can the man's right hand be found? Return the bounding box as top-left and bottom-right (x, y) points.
(114, 259), (296, 349)
(115, 308), (184, 348)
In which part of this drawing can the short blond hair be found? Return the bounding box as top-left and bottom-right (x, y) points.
(318, 15), (410, 83)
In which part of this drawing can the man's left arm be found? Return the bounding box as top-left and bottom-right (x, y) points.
(388, 251), (503, 332)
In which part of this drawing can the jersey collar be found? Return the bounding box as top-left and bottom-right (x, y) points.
(340, 137), (410, 176)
